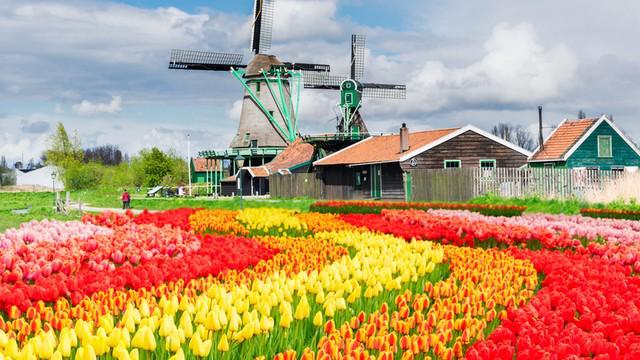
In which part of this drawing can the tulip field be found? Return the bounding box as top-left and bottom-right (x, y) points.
(1, 205), (640, 359)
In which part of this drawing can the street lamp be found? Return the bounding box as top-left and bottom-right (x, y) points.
(234, 154), (245, 208)
(51, 170), (57, 193)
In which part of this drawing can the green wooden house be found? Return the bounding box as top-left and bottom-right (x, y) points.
(528, 115), (640, 170)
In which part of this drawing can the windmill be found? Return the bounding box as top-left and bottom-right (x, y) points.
(303, 35), (407, 137)
(168, 0), (331, 149)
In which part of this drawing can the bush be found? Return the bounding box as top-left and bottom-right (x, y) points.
(62, 162), (103, 190)
(309, 200), (526, 217)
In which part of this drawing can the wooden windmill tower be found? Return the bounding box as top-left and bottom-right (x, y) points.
(304, 35), (407, 137)
(169, 0), (330, 150)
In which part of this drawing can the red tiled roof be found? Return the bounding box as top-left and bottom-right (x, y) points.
(530, 119), (598, 161)
(266, 138), (314, 172)
(246, 166), (270, 178)
(314, 128), (459, 166)
(192, 158), (221, 172)
(243, 138), (315, 178)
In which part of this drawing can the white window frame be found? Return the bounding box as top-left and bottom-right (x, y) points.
(544, 163), (555, 168)
(597, 135), (613, 158)
(444, 160), (461, 169)
(479, 159), (496, 169)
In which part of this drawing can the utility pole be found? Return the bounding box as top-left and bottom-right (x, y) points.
(187, 133), (192, 197)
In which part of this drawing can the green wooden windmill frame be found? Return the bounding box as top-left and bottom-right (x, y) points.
(230, 67), (302, 144)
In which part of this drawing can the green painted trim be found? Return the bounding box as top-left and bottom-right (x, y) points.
(261, 70), (293, 141)
(404, 172), (413, 201)
(444, 159), (462, 168)
(597, 135), (613, 158)
(479, 159), (497, 168)
(231, 69), (290, 142)
(288, 161), (312, 171)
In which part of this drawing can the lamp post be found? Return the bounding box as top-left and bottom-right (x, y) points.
(234, 155), (245, 208)
(51, 170), (57, 193)
(187, 133), (192, 197)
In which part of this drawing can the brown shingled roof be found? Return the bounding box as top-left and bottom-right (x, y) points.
(530, 118), (597, 161)
(246, 166), (270, 178)
(314, 128), (459, 166)
(192, 158), (222, 172)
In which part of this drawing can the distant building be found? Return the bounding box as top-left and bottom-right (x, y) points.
(15, 165), (64, 190)
(313, 124), (531, 200)
(529, 115), (640, 171)
(234, 139), (315, 196)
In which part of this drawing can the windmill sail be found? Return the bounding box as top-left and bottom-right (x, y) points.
(251, 0), (275, 54)
(169, 50), (246, 71)
(351, 34), (366, 81)
(362, 83), (407, 99)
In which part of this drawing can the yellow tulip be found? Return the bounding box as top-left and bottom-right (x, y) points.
(217, 334), (230, 352)
(169, 348), (185, 360)
(0, 329), (7, 347)
(165, 331), (181, 353)
(294, 295), (310, 320)
(279, 312), (292, 328)
(313, 311), (323, 327)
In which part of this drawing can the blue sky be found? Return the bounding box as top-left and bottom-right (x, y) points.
(1, 0), (639, 163)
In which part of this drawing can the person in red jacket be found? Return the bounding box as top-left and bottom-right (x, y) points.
(121, 190), (131, 210)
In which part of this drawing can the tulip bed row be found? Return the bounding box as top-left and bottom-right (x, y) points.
(2, 205), (640, 359)
(309, 201), (526, 217)
(339, 210), (640, 358)
(581, 207), (640, 221)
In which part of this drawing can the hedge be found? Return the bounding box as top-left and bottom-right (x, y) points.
(580, 208), (640, 221)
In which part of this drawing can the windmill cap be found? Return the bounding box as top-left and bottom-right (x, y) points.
(245, 54), (283, 77)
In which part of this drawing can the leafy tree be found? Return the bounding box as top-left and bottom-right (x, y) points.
(0, 156), (16, 186)
(140, 148), (172, 187)
(63, 162), (103, 190)
(44, 123), (83, 168)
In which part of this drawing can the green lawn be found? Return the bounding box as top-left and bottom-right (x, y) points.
(0, 192), (82, 232)
(0, 189), (314, 232)
(470, 195), (640, 214)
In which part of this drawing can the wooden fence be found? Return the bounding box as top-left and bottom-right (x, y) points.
(410, 169), (475, 202)
(271, 168), (627, 201)
(410, 167), (626, 201)
(269, 173), (323, 199)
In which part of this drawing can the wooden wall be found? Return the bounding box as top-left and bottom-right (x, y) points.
(409, 169), (474, 202)
(400, 130), (528, 171)
(381, 163), (405, 199)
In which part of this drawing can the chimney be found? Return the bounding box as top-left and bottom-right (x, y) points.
(400, 123), (409, 153)
(538, 106), (544, 151)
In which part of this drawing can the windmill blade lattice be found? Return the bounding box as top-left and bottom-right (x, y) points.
(302, 73), (348, 90)
(169, 50), (245, 71)
(251, 0), (275, 54)
(351, 34), (366, 81)
(362, 83), (407, 99)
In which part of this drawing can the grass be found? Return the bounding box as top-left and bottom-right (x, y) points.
(0, 189), (313, 231)
(0, 192), (82, 232)
(470, 195), (640, 215)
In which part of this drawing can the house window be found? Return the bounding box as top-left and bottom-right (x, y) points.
(243, 133), (250, 144)
(611, 166), (625, 173)
(598, 135), (612, 158)
(345, 93), (354, 105)
(256, 82), (261, 94)
(355, 172), (362, 186)
(479, 159), (496, 169)
(544, 163), (554, 168)
(268, 110), (275, 118)
(250, 139), (258, 148)
(444, 160), (461, 169)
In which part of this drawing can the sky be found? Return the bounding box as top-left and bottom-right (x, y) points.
(1, 0), (640, 164)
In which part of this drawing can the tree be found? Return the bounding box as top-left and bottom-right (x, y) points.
(0, 156), (15, 186)
(491, 122), (536, 151)
(577, 110), (587, 119)
(44, 123), (83, 168)
(84, 145), (123, 166)
(140, 148), (172, 187)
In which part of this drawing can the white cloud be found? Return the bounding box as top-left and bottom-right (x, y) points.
(72, 96), (122, 116)
(402, 23), (577, 113)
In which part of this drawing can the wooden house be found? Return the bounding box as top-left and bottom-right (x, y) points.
(234, 139), (315, 196)
(528, 115), (640, 170)
(313, 124), (531, 200)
